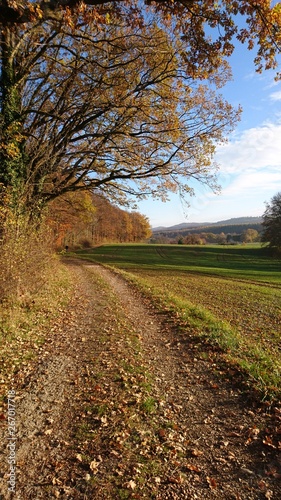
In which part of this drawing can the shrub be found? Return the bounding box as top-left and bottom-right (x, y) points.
(0, 214), (56, 305)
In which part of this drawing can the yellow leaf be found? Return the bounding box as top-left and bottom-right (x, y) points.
(127, 480), (136, 489)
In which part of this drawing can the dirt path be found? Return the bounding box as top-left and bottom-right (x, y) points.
(0, 260), (280, 499)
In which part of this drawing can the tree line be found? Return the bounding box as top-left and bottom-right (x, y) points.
(47, 192), (151, 248)
(152, 228), (260, 245)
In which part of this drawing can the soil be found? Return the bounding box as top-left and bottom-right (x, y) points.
(0, 259), (280, 499)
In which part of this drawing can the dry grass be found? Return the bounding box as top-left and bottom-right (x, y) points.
(0, 216), (73, 400)
(0, 217), (55, 304)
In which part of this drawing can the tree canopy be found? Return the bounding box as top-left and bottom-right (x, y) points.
(1, 1), (280, 75)
(0, 1), (280, 220)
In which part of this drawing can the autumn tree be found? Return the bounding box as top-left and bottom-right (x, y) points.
(1, 1), (280, 221)
(242, 228), (259, 243)
(47, 191), (96, 248)
(261, 192), (281, 251)
(184, 233), (206, 245)
(90, 195), (151, 244)
(217, 231), (227, 245)
(130, 212), (152, 242)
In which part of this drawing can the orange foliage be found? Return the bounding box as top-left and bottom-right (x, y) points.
(47, 193), (151, 248)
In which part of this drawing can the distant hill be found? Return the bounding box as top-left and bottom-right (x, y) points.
(208, 216), (262, 227)
(152, 216), (262, 233)
(152, 217), (263, 242)
(153, 222), (211, 231)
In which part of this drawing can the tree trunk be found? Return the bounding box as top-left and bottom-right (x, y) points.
(0, 26), (27, 213)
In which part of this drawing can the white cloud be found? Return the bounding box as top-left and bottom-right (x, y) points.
(186, 169), (281, 222)
(222, 170), (281, 197)
(269, 90), (281, 101)
(215, 122), (281, 174)
(187, 121), (281, 222)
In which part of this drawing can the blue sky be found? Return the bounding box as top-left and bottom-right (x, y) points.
(137, 35), (281, 228)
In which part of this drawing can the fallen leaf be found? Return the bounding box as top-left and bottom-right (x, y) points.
(265, 467), (280, 478)
(263, 436), (276, 449)
(185, 463), (201, 473)
(257, 480), (267, 491)
(222, 441), (229, 447)
(191, 449), (203, 457)
(247, 426), (260, 438)
(127, 480), (137, 489)
(90, 460), (100, 473)
(207, 476), (217, 489)
(168, 475), (184, 484)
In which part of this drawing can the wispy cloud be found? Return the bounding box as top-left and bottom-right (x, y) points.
(189, 120), (281, 221)
(269, 90), (281, 101)
(215, 121), (281, 174)
(223, 170), (281, 197)
(186, 168), (281, 222)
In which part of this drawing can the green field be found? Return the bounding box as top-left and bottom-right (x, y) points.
(75, 244), (281, 399)
(76, 243), (281, 282)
